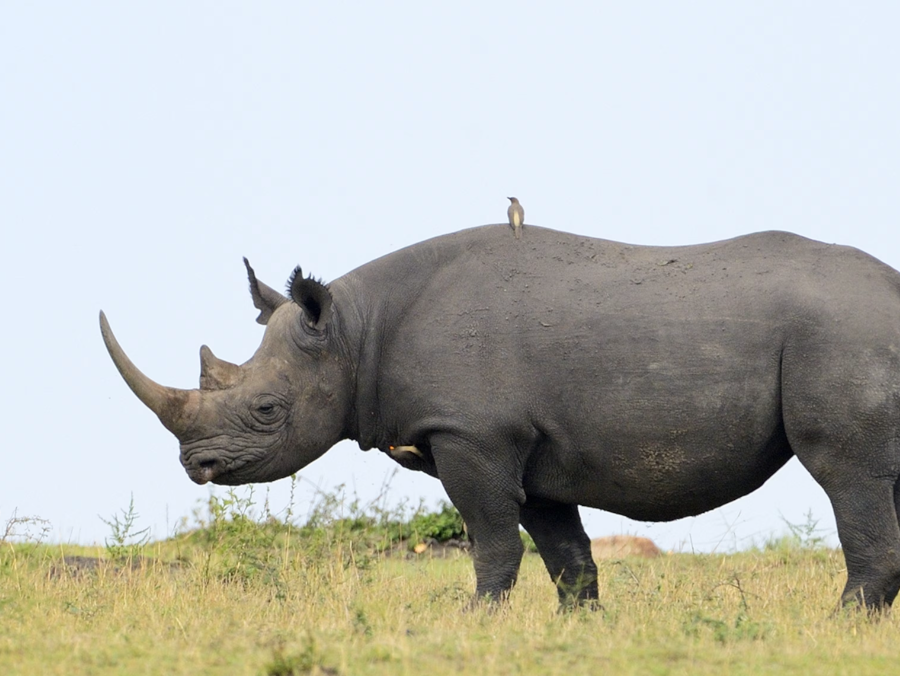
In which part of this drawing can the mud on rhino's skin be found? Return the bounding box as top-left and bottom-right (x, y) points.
(101, 224), (900, 611)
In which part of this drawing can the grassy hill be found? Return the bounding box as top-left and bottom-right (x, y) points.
(1, 489), (894, 675)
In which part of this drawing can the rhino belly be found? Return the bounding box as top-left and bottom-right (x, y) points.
(524, 398), (792, 522)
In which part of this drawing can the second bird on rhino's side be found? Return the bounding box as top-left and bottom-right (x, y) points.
(101, 224), (900, 612)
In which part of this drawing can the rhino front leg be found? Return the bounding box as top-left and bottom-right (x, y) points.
(519, 498), (600, 609)
(431, 434), (525, 603)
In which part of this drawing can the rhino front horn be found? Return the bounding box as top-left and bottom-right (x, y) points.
(99, 311), (200, 437)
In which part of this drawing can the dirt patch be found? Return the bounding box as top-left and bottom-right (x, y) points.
(49, 555), (183, 578)
(591, 535), (662, 560)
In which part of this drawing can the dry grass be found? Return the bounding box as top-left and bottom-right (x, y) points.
(2, 535), (898, 676)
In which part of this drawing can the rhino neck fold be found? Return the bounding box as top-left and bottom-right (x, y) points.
(329, 280), (384, 452)
(350, 319), (384, 452)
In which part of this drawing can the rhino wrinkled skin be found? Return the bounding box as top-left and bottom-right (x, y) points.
(101, 225), (900, 610)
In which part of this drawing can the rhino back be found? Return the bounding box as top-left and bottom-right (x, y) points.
(333, 226), (900, 520)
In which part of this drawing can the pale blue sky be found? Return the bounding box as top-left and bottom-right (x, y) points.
(2, 3), (899, 550)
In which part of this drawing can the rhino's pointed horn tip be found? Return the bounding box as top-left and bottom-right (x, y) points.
(99, 310), (198, 436)
(99, 310), (116, 351)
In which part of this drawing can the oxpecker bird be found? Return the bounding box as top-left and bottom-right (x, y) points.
(507, 197), (524, 239)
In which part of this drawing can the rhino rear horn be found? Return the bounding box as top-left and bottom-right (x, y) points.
(244, 257), (287, 325)
(99, 311), (200, 437)
(199, 345), (242, 391)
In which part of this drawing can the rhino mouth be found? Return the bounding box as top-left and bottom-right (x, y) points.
(182, 447), (279, 486)
(181, 450), (243, 485)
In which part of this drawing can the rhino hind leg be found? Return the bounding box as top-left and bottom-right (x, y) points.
(790, 430), (900, 609)
(519, 499), (600, 609)
(782, 346), (900, 610)
(797, 455), (900, 611)
(829, 478), (900, 610)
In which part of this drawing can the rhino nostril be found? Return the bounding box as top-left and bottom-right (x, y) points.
(189, 455), (224, 485)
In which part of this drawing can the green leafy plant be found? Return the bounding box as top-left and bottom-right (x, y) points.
(781, 510), (827, 549)
(196, 486), (291, 591)
(403, 501), (466, 542)
(99, 494), (150, 563)
(264, 635), (337, 676)
(762, 510), (829, 556)
(683, 573), (772, 643)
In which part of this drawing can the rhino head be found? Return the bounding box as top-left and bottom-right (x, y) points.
(100, 260), (354, 485)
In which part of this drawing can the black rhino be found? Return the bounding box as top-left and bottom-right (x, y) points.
(101, 225), (900, 610)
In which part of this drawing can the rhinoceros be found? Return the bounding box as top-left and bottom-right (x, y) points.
(101, 225), (900, 610)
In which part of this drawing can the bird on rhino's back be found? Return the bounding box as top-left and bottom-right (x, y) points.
(507, 197), (524, 238)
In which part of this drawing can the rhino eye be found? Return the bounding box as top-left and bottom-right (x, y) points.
(251, 396), (283, 424)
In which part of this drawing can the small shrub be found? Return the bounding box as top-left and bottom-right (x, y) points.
(99, 494), (149, 563)
(194, 486), (291, 591)
(402, 501), (466, 543)
(264, 635), (337, 676)
(760, 510), (830, 560)
(682, 610), (771, 643)
(1, 510), (50, 544)
(780, 510), (828, 549)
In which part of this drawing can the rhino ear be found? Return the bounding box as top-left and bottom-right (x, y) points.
(287, 266), (333, 329)
(244, 257), (287, 325)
